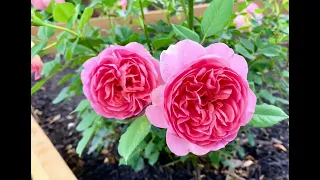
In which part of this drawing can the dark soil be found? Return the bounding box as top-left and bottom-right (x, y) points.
(31, 56), (289, 180)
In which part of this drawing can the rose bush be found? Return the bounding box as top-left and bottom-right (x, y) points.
(146, 40), (256, 156)
(81, 42), (162, 120)
(31, 0), (288, 172)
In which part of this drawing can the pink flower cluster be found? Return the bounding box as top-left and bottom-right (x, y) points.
(81, 40), (256, 156)
(233, 3), (264, 31)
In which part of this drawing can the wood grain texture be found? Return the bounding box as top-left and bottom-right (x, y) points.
(31, 115), (77, 180)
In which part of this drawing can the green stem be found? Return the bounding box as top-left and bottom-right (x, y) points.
(43, 23), (80, 37)
(200, 36), (206, 45)
(42, 42), (57, 51)
(248, 55), (263, 68)
(188, 0), (194, 30)
(163, 159), (181, 167)
(179, 0), (188, 20)
(138, 0), (153, 55)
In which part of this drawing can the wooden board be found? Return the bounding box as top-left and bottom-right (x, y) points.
(31, 115), (77, 180)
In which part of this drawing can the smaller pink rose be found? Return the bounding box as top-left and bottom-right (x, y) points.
(121, 0), (128, 13)
(31, 0), (65, 11)
(233, 2), (264, 31)
(81, 42), (162, 120)
(31, 55), (44, 80)
(31, 41), (43, 80)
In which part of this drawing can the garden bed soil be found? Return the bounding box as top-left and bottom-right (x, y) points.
(31, 56), (289, 180)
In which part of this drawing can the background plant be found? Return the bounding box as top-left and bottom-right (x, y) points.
(31, 0), (289, 171)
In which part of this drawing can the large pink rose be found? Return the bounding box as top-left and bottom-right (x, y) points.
(81, 43), (162, 120)
(233, 2), (264, 30)
(31, 0), (65, 11)
(146, 40), (257, 156)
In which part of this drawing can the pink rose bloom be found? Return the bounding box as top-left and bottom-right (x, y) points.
(31, 0), (65, 11)
(121, 0), (128, 13)
(81, 43), (162, 120)
(31, 41), (43, 80)
(31, 55), (44, 80)
(233, 2), (264, 30)
(146, 40), (257, 156)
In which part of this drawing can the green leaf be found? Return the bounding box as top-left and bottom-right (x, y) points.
(31, 11), (45, 26)
(148, 151), (160, 165)
(72, 37), (104, 48)
(102, 0), (117, 7)
(31, 77), (50, 95)
(79, 7), (94, 30)
(249, 104), (289, 128)
(171, 24), (200, 42)
(41, 57), (60, 77)
(76, 126), (95, 156)
(259, 90), (276, 104)
(46, 0), (54, 14)
(119, 158), (126, 165)
(58, 74), (73, 85)
(38, 25), (55, 40)
(180, 155), (189, 163)
(249, 82), (255, 92)
(76, 112), (98, 131)
(235, 146), (245, 158)
(118, 115), (151, 162)
(235, 44), (255, 60)
(257, 47), (279, 57)
(52, 86), (72, 104)
(65, 38), (79, 61)
(144, 142), (156, 158)
(247, 131), (255, 147)
(209, 151), (220, 167)
(274, 97), (289, 105)
(152, 38), (174, 50)
(222, 159), (235, 168)
(71, 99), (90, 114)
(254, 8), (263, 14)
(239, 37), (255, 52)
(282, 70), (289, 78)
(31, 42), (47, 58)
(53, 2), (76, 23)
(134, 157), (145, 172)
(201, 0), (234, 38)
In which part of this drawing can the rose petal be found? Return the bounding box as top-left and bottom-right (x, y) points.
(166, 129), (191, 156)
(246, 3), (259, 13)
(229, 54), (248, 79)
(126, 42), (164, 84)
(242, 88), (257, 125)
(205, 43), (234, 61)
(160, 40), (206, 82)
(189, 144), (211, 156)
(205, 43), (248, 79)
(145, 85), (168, 128)
(125, 42), (153, 59)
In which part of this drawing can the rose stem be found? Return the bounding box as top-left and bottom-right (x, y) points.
(138, 0), (153, 56)
(188, 0), (194, 30)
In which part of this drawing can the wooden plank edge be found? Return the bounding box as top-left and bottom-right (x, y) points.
(31, 115), (77, 180)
